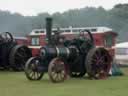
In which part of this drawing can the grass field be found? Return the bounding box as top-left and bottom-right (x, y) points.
(0, 68), (128, 96)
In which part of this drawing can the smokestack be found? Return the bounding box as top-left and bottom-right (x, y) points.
(46, 17), (52, 45)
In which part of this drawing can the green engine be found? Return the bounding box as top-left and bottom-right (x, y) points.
(25, 17), (112, 83)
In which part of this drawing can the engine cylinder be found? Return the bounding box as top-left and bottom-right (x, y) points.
(40, 46), (78, 59)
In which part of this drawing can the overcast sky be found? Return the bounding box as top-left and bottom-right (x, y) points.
(0, 0), (127, 16)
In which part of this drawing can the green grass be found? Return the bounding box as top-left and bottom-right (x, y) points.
(0, 68), (128, 96)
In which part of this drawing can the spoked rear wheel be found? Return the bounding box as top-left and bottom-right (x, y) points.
(9, 45), (32, 71)
(25, 57), (44, 80)
(86, 47), (112, 79)
(48, 57), (67, 83)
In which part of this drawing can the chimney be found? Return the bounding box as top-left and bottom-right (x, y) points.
(46, 17), (52, 45)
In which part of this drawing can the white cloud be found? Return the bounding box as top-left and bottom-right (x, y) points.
(0, 0), (127, 16)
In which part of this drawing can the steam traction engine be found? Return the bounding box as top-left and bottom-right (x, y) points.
(0, 32), (32, 71)
(25, 17), (112, 82)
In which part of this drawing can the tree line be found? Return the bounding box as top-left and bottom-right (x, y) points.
(0, 3), (128, 42)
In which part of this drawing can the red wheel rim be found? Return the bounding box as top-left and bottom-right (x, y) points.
(86, 47), (112, 79)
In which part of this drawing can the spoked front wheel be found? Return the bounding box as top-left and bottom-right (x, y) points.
(25, 57), (44, 80)
(48, 57), (67, 83)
